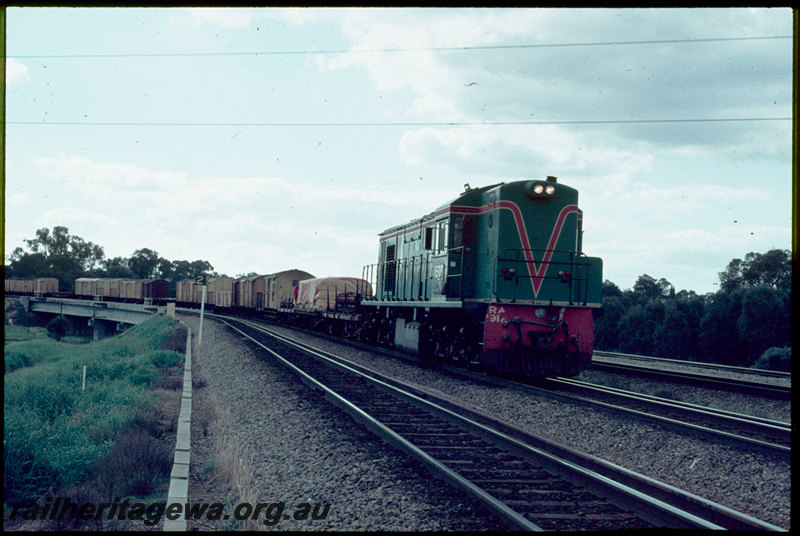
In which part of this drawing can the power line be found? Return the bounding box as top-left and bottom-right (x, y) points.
(6, 117), (791, 127)
(7, 35), (792, 59)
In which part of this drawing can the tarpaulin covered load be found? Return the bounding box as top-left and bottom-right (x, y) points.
(293, 277), (373, 312)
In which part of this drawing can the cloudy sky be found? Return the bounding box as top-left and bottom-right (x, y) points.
(4, 7), (793, 294)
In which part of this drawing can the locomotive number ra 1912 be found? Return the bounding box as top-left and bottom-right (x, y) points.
(486, 305), (507, 324)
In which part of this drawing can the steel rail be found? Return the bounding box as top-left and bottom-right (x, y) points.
(252, 318), (790, 455)
(220, 315), (783, 530)
(588, 360), (791, 400)
(593, 351), (791, 379)
(219, 319), (542, 531)
(544, 377), (791, 455)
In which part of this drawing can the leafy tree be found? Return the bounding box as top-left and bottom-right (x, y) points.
(657, 278), (675, 299)
(22, 226), (104, 272)
(594, 250), (788, 365)
(168, 260), (216, 282)
(69, 236), (105, 272)
(8, 225), (218, 301)
(632, 274), (661, 302)
(128, 248), (161, 279)
(718, 249), (791, 291)
(617, 304), (661, 355)
(736, 286), (790, 366)
(654, 301), (697, 359)
(103, 257), (135, 278)
(718, 257), (744, 291)
(594, 295), (624, 350)
(698, 289), (746, 365)
(155, 258), (174, 280)
(602, 279), (623, 298)
(740, 249), (791, 289)
(8, 227), (104, 290)
(7, 251), (48, 279)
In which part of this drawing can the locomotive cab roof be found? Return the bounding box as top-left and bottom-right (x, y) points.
(378, 181), (505, 237)
(378, 178), (570, 237)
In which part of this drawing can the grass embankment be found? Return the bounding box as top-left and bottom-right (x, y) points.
(4, 315), (187, 528)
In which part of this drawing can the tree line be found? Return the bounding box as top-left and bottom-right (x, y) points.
(4, 226), (218, 296)
(594, 249), (791, 370)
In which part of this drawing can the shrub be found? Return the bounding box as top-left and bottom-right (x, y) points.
(160, 325), (188, 353)
(46, 315), (72, 341)
(753, 346), (791, 372)
(94, 428), (172, 498)
(147, 350), (184, 369)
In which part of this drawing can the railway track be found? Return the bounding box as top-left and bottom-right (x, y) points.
(216, 315), (782, 531)
(539, 377), (791, 457)
(593, 351), (791, 379)
(589, 357), (791, 401)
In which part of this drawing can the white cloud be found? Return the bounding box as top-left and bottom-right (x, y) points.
(314, 9), (539, 122)
(40, 207), (118, 227)
(399, 125), (655, 178)
(26, 153), (458, 277)
(8, 193), (30, 205)
(32, 154), (189, 193)
(6, 59), (31, 85)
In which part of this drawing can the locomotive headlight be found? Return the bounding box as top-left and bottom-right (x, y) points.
(527, 180), (554, 199)
(535, 307), (546, 318)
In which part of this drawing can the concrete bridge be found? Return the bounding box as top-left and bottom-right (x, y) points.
(15, 296), (171, 340)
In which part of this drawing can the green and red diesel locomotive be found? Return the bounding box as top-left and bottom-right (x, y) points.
(357, 176), (603, 377)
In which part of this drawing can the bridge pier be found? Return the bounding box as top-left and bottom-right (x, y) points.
(91, 318), (117, 341)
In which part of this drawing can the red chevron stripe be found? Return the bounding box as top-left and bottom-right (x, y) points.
(452, 202), (578, 298)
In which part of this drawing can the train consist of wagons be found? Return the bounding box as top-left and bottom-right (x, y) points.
(6, 177), (602, 377)
(5, 277), (60, 296)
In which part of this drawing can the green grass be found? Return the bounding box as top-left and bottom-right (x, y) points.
(4, 315), (188, 506)
(4, 325), (48, 344)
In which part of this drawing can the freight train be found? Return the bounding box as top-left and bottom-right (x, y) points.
(5, 177), (602, 377)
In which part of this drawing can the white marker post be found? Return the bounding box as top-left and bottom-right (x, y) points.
(82, 365), (86, 391)
(197, 274), (207, 346)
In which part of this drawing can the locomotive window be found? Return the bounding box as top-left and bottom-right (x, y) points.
(436, 220), (448, 253)
(424, 227), (433, 250)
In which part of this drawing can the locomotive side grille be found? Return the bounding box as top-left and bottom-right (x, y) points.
(384, 244), (397, 295)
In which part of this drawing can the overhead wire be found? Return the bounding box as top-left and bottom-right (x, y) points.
(7, 35), (792, 59)
(7, 35), (791, 128)
(6, 118), (792, 127)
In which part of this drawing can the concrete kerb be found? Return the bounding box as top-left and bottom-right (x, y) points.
(164, 321), (193, 531)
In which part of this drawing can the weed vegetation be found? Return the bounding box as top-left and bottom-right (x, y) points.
(4, 325), (48, 344)
(4, 315), (187, 520)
